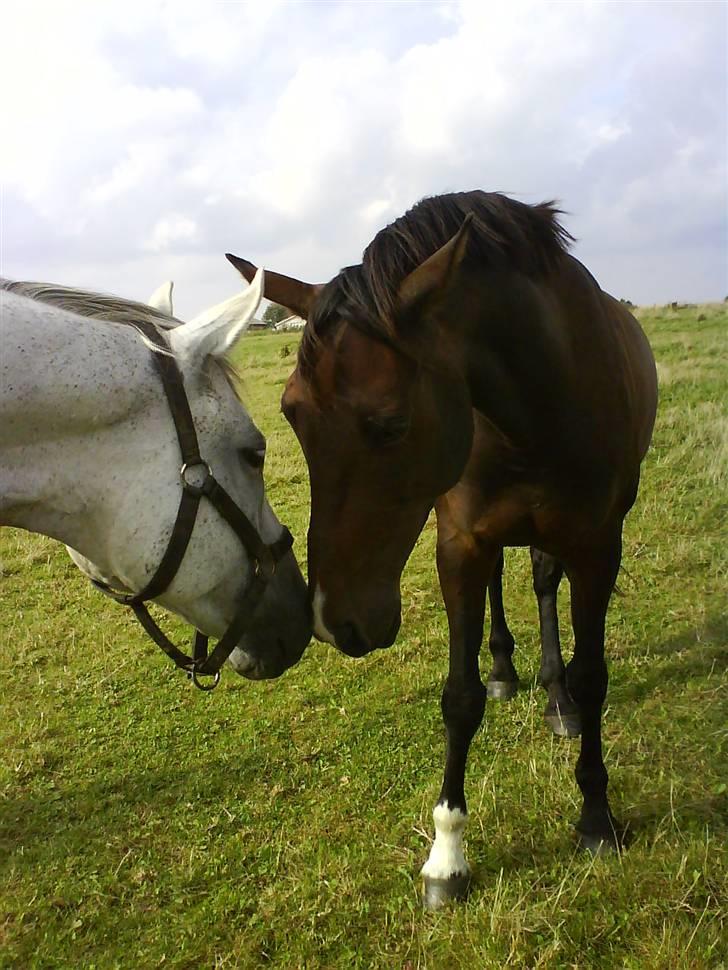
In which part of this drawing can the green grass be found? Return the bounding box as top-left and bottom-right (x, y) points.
(1, 305), (726, 969)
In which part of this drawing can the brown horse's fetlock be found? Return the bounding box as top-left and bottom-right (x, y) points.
(576, 804), (623, 855)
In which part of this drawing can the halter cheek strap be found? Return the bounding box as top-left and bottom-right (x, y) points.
(90, 318), (293, 690)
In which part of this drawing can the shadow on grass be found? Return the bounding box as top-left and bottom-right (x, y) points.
(612, 613), (728, 705)
(469, 828), (580, 880)
(3, 616), (725, 884)
(625, 792), (727, 841)
(465, 785), (727, 885)
(0, 755), (265, 874)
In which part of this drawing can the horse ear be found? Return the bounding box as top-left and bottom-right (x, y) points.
(169, 268), (264, 362)
(225, 253), (321, 319)
(396, 214), (473, 314)
(148, 280), (174, 315)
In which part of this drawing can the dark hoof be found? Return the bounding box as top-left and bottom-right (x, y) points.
(544, 707), (581, 738)
(487, 679), (518, 701)
(576, 828), (622, 856)
(422, 873), (471, 911)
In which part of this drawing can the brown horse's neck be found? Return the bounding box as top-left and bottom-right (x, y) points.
(443, 257), (638, 484)
(448, 266), (573, 443)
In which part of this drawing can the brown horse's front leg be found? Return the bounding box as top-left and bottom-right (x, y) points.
(421, 506), (499, 910)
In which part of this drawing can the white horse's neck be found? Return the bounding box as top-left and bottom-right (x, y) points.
(0, 292), (172, 571)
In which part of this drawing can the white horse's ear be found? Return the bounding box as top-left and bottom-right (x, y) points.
(148, 281), (174, 315)
(169, 268), (264, 362)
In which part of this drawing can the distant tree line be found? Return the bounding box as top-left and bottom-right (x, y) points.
(263, 303), (290, 325)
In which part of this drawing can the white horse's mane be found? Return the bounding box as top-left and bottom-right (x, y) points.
(0, 278), (180, 331)
(0, 277), (246, 390)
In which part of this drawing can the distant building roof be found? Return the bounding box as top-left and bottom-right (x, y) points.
(274, 314), (306, 331)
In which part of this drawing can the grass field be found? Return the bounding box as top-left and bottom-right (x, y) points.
(1, 304), (726, 969)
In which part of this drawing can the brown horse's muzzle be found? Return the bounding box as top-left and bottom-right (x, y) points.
(313, 580), (402, 657)
(330, 610), (401, 657)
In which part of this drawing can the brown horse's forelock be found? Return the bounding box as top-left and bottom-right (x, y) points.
(298, 191), (574, 378)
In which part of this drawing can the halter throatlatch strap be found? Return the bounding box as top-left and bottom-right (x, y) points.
(90, 319), (294, 689)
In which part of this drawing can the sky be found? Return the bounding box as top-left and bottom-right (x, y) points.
(1, 0), (726, 319)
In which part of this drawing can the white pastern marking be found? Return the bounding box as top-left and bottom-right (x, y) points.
(312, 585), (336, 644)
(421, 802), (469, 879)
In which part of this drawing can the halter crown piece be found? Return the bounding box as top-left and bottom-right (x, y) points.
(91, 319), (293, 691)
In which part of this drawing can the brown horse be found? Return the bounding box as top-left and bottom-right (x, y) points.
(228, 191), (657, 909)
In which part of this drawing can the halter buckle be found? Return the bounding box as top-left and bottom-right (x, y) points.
(180, 459), (212, 496)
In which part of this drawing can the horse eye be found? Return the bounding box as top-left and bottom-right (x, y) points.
(241, 447), (266, 469)
(362, 414), (409, 447)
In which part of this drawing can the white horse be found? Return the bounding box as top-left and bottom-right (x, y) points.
(0, 274), (311, 681)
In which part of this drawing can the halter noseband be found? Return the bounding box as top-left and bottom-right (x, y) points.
(91, 318), (293, 690)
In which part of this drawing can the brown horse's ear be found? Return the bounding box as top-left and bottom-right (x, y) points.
(225, 253), (321, 320)
(396, 213), (473, 314)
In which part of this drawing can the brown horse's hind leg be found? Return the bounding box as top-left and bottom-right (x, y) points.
(531, 548), (581, 738)
(486, 549), (519, 700)
(421, 516), (498, 909)
(565, 535), (624, 853)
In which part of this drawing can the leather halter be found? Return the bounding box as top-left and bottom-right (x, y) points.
(91, 318), (293, 690)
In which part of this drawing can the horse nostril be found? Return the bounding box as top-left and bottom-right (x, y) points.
(335, 623), (371, 658)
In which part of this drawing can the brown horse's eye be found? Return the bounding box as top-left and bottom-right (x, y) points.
(362, 414), (409, 447)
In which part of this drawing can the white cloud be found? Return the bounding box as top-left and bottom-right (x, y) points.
(85, 142), (171, 206)
(359, 198), (395, 224)
(0, 0), (725, 314)
(143, 214), (198, 252)
(596, 123), (631, 144)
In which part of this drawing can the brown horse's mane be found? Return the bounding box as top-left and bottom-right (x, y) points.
(300, 191), (573, 375)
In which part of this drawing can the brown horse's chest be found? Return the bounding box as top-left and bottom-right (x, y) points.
(441, 432), (620, 552)
(442, 405), (625, 546)
(442, 483), (615, 553)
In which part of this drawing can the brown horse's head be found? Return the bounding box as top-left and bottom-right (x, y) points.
(227, 219), (473, 656)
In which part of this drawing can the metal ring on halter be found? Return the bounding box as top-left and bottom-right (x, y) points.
(189, 667), (221, 691)
(180, 460), (212, 496)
